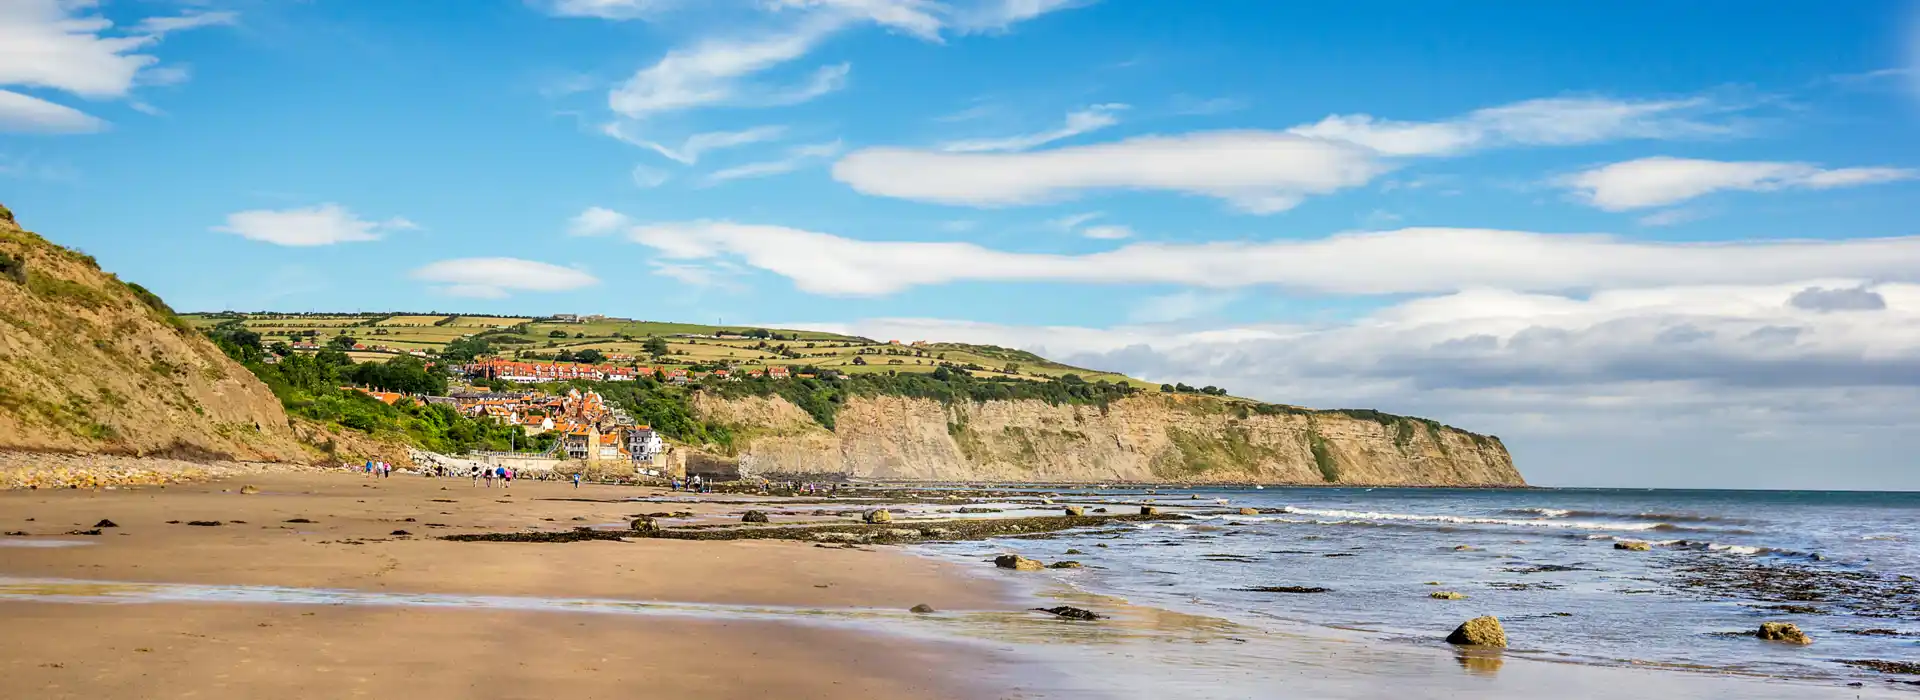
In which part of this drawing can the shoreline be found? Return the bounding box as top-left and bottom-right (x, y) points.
(2, 467), (1913, 698)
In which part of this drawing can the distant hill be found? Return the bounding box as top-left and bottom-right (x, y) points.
(0, 204), (309, 460)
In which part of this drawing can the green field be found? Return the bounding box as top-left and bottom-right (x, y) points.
(182, 313), (1147, 386)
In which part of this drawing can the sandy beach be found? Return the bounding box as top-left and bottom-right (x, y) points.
(0, 471), (1013, 700)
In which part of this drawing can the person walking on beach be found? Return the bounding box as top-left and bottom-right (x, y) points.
(572, 472), (582, 489)
(503, 467), (513, 488)
(471, 466), (481, 486)
(483, 467), (494, 488)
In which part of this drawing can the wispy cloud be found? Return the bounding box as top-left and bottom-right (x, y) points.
(1288, 96), (1746, 157)
(568, 206), (633, 236)
(626, 220), (1920, 296)
(1561, 157), (1917, 211)
(0, 0), (237, 132)
(939, 103), (1127, 152)
(605, 123), (788, 164)
(703, 139), (845, 184)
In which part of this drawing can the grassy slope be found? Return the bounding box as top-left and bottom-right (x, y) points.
(182, 313), (1143, 386)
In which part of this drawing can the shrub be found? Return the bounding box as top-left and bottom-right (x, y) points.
(0, 251), (24, 285)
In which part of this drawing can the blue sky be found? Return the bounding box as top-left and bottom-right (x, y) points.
(5, 0), (1920, 488)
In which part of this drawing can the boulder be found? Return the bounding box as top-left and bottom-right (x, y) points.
(1238, 508), (1260, 516)
(1063, 505), (1085, 516)
(630, 517), (657, 533)
(1049, 561), (1084, 569)
(1614, 541), (1653, 551)
(741, 510), (770, 523)
(994, 554), (1046, 571)
(1430, 591), (1467, 600)
(1064, 548), (1086, 555)
(1758, 622), (1812, 645)
(910, 604), (936, 614)
(93, 519), (118, 528)
(1140, 506), (1161, 515)
(863, 510), (893, 524)
(1446, 616), (1507, 647)
(239, 485), (260, 495)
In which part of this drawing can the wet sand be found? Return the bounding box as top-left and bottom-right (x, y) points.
(0, 471), (1012, 699)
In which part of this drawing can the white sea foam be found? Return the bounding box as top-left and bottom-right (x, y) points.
(1278, 507), (1671, 532)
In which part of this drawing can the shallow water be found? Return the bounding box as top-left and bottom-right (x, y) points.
(919, 486), (1920, 691)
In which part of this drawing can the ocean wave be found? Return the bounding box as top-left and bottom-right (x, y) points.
(1583, 534), (1804, 558)
(1499, 507), (1738, 524)
(1278, 507), (1679, 532)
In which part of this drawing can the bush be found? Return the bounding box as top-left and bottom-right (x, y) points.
(0, 251), (23, 285)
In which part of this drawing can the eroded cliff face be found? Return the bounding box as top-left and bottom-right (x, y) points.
(691, 393), (1522, 486)
(0, 206), (309, 461)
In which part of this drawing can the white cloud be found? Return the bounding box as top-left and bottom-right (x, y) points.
(1048, 211), (1102, 230)
(834, 95), (1754, 212)
(602, 0), (1085, 121)
(0, 89), (106, 134)
(1290, 97), (1741, 157)
(1080, 224), (1133, 240)
(1562, 157), (1918, 211)
(1045, 211), (1130, 239)
(625, 220), (1920, 297)
(568, 206), (633, 236)
(703, 139), (844, 184)
(0, 0), (233, 125)
(214, 204), (416, 247)
(939, 103), (1127, 152)
(606, 123), (787, 164)
(836, 131), (1385, 213)
(411, 258), (601, 298)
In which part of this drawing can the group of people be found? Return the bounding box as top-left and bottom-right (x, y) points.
(670, 475), (711, 493)
(473, 465), (516, 488)
(361, 460), (395, 478)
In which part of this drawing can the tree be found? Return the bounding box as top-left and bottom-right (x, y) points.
(1004, 362), (1020, 374)
(327, 334), (358, 350)
(643, 337), (671, 357)
(548, 330), (568, 338)
(442, 336), (492, 363)
(1160, 384), (1175, 393)
(269, 341), (293, 357)
(851, 356), (867, 365)
(574, 349), (605, 364)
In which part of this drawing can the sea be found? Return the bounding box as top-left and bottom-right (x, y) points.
(910, 486), (1920, 697)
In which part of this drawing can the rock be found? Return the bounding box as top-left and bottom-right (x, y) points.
(285, 518), (315, 524)
(1140, 506), (1160, 515)
(1049, 561), (1084, 569)
(1446, 616), (1507, 647)
(1614, 541), (1653, 551)
(93, 519), (118, 528)
(1064, 548), (1086, 555)
(390, 529), (412, 536)
(1430, 591), (1468, 600)
(1092, 507), (1108, 513)
(994, 554), (1046, 571)
(1034, 605), (1102, 621)
(1239, 586), (1329, 593)
(630, 517), (657, 533)
(1063, 505), (1085, 516)
(1452, 545), (1478, 551)
(1190, 494), (1201, 500)
(741, 510), (770, 524)
(66, 529), (102, 536)
(4, 531), (26, 536)
(1758, 621), (1812, 645)
(910, 604), (937, 614)
(186, 520), (222, 527)
(863, 510), (893, 524)
(239, 485), (260, 495)
(1238, 508), (1259, 516)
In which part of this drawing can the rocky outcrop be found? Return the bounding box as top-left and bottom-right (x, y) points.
(0, 205), (308, 463)
(1758, 622), (1812, 645)
(700, 393), (1521, 485)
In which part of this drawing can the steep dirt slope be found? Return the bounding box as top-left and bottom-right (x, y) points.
(693, 393), (1523, 486)
(0, 204), (308, 461)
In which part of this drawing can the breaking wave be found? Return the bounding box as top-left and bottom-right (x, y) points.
(1276, 507), (1683, 532)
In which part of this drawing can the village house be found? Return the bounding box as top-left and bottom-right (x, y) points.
(767, 366), (791, 379)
